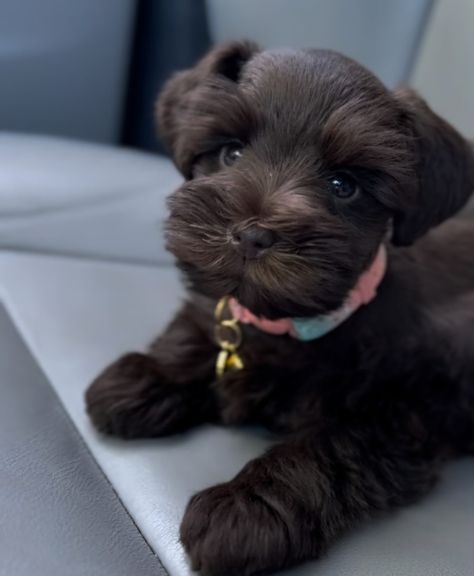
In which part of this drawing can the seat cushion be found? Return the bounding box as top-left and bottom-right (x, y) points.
(0, 133), (181, 264)
(0, 250), (473, 576)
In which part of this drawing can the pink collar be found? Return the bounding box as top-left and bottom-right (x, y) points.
(229, 245), (387, 341)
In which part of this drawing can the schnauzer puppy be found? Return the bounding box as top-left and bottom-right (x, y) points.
(86, 42), (474, 575)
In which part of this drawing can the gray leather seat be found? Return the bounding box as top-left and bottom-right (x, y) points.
(1, 134), (474, 576)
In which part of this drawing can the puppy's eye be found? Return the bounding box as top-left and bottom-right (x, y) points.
(219, 144), (243, 167)
(328, 174), (359, 199)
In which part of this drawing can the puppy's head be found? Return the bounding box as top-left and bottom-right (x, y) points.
(157, 41), (474, 318)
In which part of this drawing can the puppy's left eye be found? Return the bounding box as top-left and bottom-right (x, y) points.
(328, 174), (359, 199)
(219, 144), (243, 167)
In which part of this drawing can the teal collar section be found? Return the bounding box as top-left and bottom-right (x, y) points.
(291, 316), (336, 341)
(291, 303), (354, 341)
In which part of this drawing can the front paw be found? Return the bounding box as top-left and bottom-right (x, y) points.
(85, 353), (189, 438)
(180, 481), (297, 576)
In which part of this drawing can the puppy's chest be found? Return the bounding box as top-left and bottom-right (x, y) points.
(213, 327), (365, 430)
(238, 324), (364, 380)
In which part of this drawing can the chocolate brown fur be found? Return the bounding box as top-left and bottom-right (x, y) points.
(86, 42), (474, 575)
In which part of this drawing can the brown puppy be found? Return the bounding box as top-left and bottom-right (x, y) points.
(86, 42), (474, 575)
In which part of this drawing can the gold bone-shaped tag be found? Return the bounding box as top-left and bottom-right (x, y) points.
(215, 350), (244, 378)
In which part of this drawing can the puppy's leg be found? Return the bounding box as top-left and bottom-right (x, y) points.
(86, 303), (216, 438)
(180, 413), (440, 576)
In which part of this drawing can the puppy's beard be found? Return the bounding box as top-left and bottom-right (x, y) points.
(167, 228), (356, 318)
(235, 254), (354, 318)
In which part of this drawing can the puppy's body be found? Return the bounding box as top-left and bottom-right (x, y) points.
(86, 44), (474, 575)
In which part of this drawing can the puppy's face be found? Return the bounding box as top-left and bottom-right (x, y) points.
(158, 43), (474, 318)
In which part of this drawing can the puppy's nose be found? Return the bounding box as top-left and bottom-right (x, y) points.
(232, 225), (276, 259)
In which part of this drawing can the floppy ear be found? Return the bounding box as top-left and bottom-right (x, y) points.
(156, 40), (259, 178)
(392, 89), (474, 245)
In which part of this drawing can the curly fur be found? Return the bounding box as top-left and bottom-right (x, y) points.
(86, 42), (474, 575)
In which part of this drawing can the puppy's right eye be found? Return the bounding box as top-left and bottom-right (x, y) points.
(219, 144), (243, 167)
(328, 174), (360, 200)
